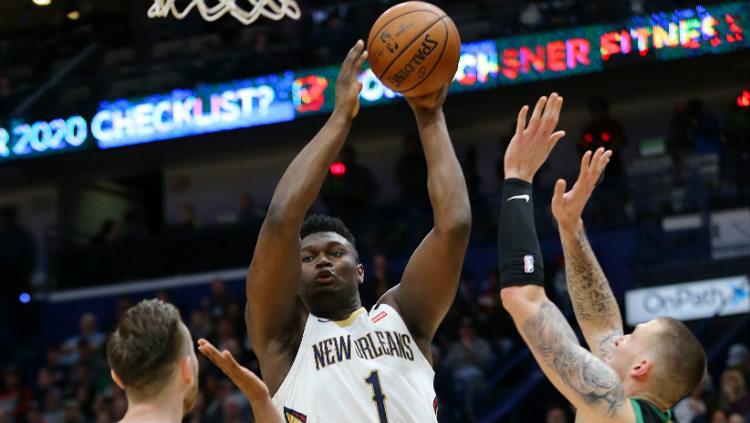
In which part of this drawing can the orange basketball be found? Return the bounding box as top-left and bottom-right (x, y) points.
(367, 1), (461, 97)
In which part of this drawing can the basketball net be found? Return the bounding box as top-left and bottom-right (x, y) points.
(147, 0), (301, 25)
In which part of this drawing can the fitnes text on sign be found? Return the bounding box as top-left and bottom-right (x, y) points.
(625, 275), (750, 326)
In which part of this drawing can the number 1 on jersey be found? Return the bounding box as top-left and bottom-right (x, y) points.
(365, 370), (389, 423)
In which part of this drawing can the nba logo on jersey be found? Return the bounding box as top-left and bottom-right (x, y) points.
(524, 255), (534, 273)
(371, 310), (387, 323)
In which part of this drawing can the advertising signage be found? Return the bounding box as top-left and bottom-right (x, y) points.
(1, 2), (747, 161)
(93, 72), (296, 149)
(625, 275), (750, 325)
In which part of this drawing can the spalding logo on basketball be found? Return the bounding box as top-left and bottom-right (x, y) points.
(367, 1), (461, 97)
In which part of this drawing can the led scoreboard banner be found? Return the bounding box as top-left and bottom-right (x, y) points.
(91, 72), (296, 149)
(1, 1), (747, 162)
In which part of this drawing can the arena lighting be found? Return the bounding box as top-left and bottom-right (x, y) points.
(330, 162), (346, 176)
(67, 10), (80, 20)
(738, 89), (750, 108)
(32, 0), (52, 5)
(19, 293), (31, 304)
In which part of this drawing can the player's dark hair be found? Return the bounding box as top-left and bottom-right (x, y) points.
(106, 299), (186, 401)
(650, 317), (707, 406)
(300, 214), (356, 247)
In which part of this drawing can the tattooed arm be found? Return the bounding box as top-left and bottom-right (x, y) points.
(559, 225), (623, 360)
(551, 148), (623, 360)
(501, 286), (634, 423)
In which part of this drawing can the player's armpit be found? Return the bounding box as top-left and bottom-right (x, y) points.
(519, 301), (633, 423)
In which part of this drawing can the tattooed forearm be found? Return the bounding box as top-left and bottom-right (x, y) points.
(562, 227), (620, 322)
(522, 302), (625, 416)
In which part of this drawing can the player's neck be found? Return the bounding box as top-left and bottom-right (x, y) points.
(631, 392), (670, 412)
(119, 390), (185, 423)
(316, 302), (363, 321)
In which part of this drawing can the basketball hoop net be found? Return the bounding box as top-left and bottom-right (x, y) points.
(147, 0), (301, 25)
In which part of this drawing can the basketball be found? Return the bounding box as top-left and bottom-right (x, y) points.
(367, 1), (461, 97)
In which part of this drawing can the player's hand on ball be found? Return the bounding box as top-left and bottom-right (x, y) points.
(551, 147), (612, 230)
(335, 40), (368, 119)
(406, 83), (449, 114)
(504, 93), (566, 182)
(197, 339), (270, 403)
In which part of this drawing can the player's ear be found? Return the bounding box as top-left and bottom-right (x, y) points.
(180, 356), (195, 386)
(631, 359), (651, 379)
(111, 370), (125, 390)
(357, 263), (365, 284)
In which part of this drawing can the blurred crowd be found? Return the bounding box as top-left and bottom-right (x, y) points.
(80, 92), (750, 258)
(0, 0), (720, 116)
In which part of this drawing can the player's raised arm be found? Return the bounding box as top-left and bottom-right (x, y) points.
(197, 339), (283, 423)
(245, 41), (367, 377)
(381, 85), (471, 347)
(497, 94), (633, 422)
(551, 148), (623, 361)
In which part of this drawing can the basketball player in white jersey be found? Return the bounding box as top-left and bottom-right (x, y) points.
(244, 39), (470, 422)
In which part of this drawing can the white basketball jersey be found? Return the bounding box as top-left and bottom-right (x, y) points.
(272, 304), (438, 422)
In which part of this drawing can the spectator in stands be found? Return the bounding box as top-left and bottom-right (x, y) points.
(668, 99), (724, 167)
(221, 395), (248, 423)
(321, 145), (379, 239)
(395, 132), (429, 208)
(730, 413), (747, 423)
(579, 96), (627, 174)
(311, 8), (353, 63)
(549, 254), (573, 316)
(0, 366), (32, 421)
(34, 368), (55, 402)
(519, 1), (544, 31)
(675, 372), (711, 423)
(90, 219), (122, 245)
(0, 206), (35, 302)
(720, 369), (750, 418)
(189, 309), (212, 341)
(476, 268), (502, 332)
(178, 203), (200, 231)
(728, 344), (750, 382)
(362, 253), (394, 308)
(686, 98), (723, 155)
(444, 318), (495, 420)
(724, 93), (750, 191)
(546, 403), (570, 423)
(462, 145), (482, 202)
(579, 96), (629, 224)
(61, 313), (106, 366)
(114, 296), (133, 325)
(25, 400), (44, 423)
(0, 73), (9, 97)
(206, 278), (230, 321)
(62, 399), (85, 423)
(121, 209), (148, 241)
(44, 346), (68, 390)
(214, 318), (237, 351)
(42, 389), (64, 423)
(237, 192), (265, 225)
